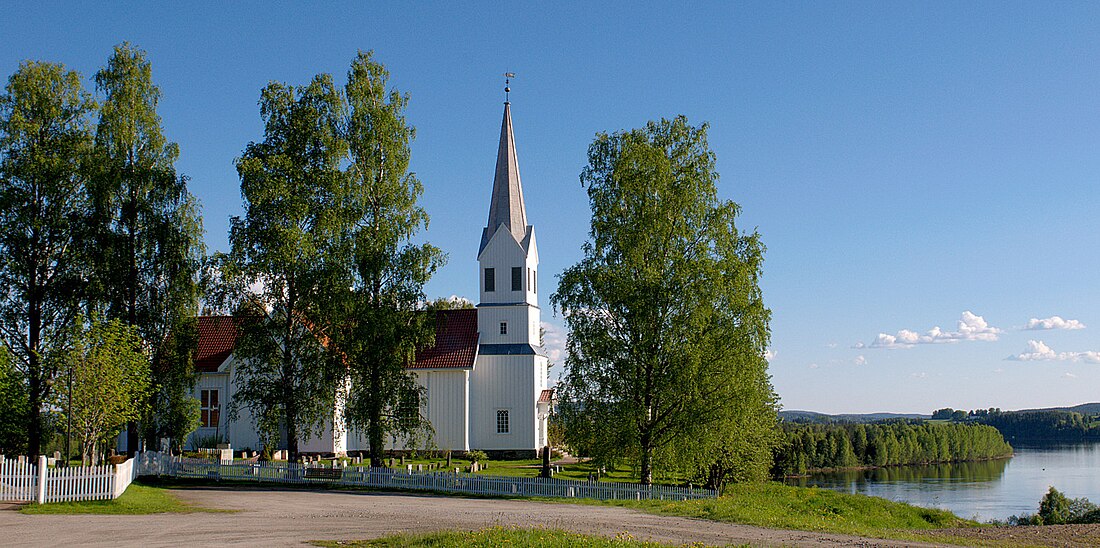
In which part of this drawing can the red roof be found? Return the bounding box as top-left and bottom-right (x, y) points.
(538, 389), (554, 403)
(194, 316), (242, 372)
(192, 309), (479, 372)
(411, 309), (479, 370)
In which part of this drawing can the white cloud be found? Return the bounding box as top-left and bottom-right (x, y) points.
(540, 321), (567, 364)
(1025, 316), (1086, 331)
(1064, 372), (1078, 379)
(764, 349), (777, 361)
(808, 363), (820, 369)
(858, 311), (1002, 349)
(853, 355), (867, 366)
(1007, 340), (1100, 363)
(993, 368), (1005, 374)
(442, 294), (475, 307)
(825, 342), (838, 349)
(911, 372), (928, 379)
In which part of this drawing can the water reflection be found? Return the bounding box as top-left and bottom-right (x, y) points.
(785, 444), (1100, 522)
(786, 458), (1010, 488)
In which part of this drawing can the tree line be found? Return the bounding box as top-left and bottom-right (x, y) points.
(932, 406), (1100, 443)
(3, 42), (781, 484)
(0, 44), (202, 463)
(771, 421), (1014, 477)
(980, 411), (1100, 443)
(0, 45), (439, 465)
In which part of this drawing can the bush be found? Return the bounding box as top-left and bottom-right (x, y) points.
(1017, 487), (1100, 526)
(466, 450), (487, 463)
(1039, 486), (1072, 525)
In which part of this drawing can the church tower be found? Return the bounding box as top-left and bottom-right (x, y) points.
(471, 88), (549, 456)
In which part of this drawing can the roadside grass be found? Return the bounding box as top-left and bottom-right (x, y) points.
(560, 481), (981, 543)
(83, 474), (988, 544)
(19, 482), (226, 515)
(309, 526), (728, 547)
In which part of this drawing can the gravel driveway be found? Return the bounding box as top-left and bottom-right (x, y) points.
(1, 486), (949, 547)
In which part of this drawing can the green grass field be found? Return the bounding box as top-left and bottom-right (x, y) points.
(18, 482), (224, 515)
(566, 481), (977, 542)
(309, 526), (726, 547)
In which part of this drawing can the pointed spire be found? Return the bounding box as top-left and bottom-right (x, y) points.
(481, 101), (528, 252)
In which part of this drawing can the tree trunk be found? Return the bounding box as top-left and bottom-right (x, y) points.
(27, 289), (42, 459)
(125, 204), (141, 456)
(639, 428), (653, 485)
(368, 372), (385, 467)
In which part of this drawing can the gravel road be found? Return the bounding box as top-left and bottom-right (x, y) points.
(1, 486), (952, 547)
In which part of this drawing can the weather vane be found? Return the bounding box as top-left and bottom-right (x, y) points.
(504, 72), (515, 103)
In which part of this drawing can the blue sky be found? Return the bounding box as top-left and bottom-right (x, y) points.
(3, 2), (1098, 413)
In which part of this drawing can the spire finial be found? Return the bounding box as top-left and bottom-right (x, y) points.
(503, 72), (515, 104)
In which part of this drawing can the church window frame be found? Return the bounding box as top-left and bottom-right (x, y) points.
(496, 409), (510, 434)
(484, 268), (495, 292)
(511, 266), (522, 291)
(397, 388), (421, 431)
(499, 321), (508, 335)
(200, 389), (220, 428)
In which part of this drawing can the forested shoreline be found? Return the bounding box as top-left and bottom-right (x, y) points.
(771, 421), (1013, 477)
(979, 411), (1100, 443)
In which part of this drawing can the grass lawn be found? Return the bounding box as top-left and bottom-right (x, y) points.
(19, 482), (225, 515)
(309, 526), (725, 547)
(563, 481), (979, 543)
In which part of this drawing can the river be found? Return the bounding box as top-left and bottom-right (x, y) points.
(784, 443), (1100, 522)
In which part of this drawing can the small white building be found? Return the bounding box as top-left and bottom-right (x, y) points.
(180, 99), (552, 457)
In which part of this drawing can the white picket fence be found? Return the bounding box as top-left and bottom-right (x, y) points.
(149, 455), (717, 501)
(0, 455), (136, 504)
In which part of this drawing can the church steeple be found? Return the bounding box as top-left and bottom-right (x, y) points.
(480, 101), (529, 254)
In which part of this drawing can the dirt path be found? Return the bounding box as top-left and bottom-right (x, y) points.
(0, 486), (951, 547)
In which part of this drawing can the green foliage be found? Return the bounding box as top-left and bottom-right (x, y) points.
(425, 296), (474, 310)
(584, 482), (972, 539)
(1038, 486), (1072, 525)
(220, 70), (348, 462)
(328, 51), (445, 465)
(61, 317), (151, 465)
(310, 527), (674, 548)
(88, 43), (205, 453)
(20, 482), (219, 515)
(0, 59), (96, 456)
(0, 346), (28, 452)
(980, 410), (1100, 442)
(466, 450), (488, 463)
(553, 116), (777, 486)
(771, 421), (1013, 477)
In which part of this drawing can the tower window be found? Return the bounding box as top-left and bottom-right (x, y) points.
(500, 322), (508, 335)
(484, 268), (495, 292)
(533, 269), (536, 293)
(512, 266), (522, 291)
(496, 409), (510, 434)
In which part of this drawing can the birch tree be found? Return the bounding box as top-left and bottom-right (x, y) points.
(0, 61), (95, 457)
(90, 43), (204, 454)
(62, 318), (150, 465)
(329, 51), (444, 465)
(553, 116), (777, 485)
(224, 75), (347, 462)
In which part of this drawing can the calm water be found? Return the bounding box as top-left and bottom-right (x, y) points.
(785, 443), (1100, 522)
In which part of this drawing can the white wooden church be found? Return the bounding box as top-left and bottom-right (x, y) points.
(181, 99), (552, 457)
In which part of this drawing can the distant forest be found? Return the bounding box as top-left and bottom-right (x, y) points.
(933, 407), (1100, 443)
(771, 421), (1013, 477)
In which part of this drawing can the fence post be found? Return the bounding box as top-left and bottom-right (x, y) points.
(36, 455), (47, 504)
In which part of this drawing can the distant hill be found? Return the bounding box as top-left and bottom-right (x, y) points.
(780, 402), (1100, 424)
(779, 410), (929, 423)
(1014, 402), (1100, 415)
